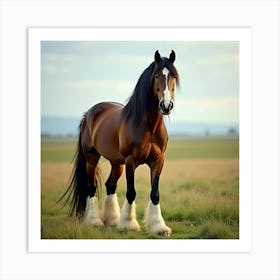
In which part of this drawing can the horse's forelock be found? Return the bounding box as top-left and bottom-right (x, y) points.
(152, 58), (180, 87)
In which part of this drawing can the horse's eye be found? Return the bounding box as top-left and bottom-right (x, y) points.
(155, 75), (159, 79)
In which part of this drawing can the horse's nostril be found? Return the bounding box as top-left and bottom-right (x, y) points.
(169, 101), (174, 110)
(160, 100), (165, 110)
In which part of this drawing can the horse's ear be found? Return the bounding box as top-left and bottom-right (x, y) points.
(154, 50), (161, 63)
(169, 50), (176, 63)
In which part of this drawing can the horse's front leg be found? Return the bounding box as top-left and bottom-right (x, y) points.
(145, 157), (172, 236)
(117, 155), (140, 231)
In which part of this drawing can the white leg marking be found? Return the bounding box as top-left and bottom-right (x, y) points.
(101, 194), (121, 226)
(84, 196), (104, 226)
(144, 200), (172, 236)
(117, 199), (140, 231)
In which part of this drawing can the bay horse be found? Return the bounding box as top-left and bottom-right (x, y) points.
(60, 50), (179, 236)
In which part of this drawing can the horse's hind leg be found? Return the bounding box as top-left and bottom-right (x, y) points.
(84, 151), (104, 227)
(102, 164), (123, 226)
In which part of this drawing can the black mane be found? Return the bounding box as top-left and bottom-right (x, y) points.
(122, 57), (179, 125)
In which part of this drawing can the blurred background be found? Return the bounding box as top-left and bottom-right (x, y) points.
(41, 41), (239, 136)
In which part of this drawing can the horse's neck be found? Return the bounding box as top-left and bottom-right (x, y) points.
(145, 108), (163, 134)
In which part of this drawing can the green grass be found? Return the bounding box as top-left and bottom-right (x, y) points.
(165, 136), (239, 159)
(41, 137), (76, 162)
(41, 135), (239, 239)
(41, 135), (239, 162)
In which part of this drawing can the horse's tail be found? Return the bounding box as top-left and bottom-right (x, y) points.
(57, 117), (92, 219)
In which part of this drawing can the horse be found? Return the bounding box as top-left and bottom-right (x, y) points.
(59, 50), (180, 236)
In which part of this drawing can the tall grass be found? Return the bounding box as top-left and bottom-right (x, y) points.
(41, 136), (239, 239)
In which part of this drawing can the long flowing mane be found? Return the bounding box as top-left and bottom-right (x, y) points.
(122, 58), (180, 125)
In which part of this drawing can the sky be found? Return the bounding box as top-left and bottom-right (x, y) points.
(41, 41), (239, 125)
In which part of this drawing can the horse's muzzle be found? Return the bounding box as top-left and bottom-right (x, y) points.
(159, 100), (174, 115)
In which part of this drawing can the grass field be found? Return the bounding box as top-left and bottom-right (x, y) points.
(41, 135), (239, 239)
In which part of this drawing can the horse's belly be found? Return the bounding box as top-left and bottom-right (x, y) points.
(91, 107), (125, 164)
(96, 133), (126, 164)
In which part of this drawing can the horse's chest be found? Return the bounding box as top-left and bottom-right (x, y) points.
(124, 136), (164, 164)
(130, 141), (164, 164)
(119, 123), (167, 164)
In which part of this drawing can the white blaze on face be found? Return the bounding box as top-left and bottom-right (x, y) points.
(162, 67), (171, 109)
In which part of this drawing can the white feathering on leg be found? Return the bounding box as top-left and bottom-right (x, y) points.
(101, 194), (121, 226)
(117, 199), (140, 231)
(84, 196), (104, 226)
(144, 200), (172, 236)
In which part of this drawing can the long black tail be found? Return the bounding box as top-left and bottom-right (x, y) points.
(57, 120), (89, 219)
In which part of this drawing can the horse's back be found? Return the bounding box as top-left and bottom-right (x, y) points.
(86, 101), (123, 126)
(87, 101), (123, 116)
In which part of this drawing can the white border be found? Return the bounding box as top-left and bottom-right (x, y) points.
(28, 27), (252, 253)
(1, 1), (279, 279)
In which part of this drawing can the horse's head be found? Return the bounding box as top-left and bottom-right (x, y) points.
(152, 50), (179, 115)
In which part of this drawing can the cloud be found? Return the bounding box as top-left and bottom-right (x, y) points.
(173, 96), (239, 124)
(41, 41), (239, 123)
(104, 54), (151, 64)
(42, 53), (75, 63)
(42, 63), (71, 74)
(196, 53), (239, 66)
(63, 79), (135, 93)
(41, 53), (75, 75)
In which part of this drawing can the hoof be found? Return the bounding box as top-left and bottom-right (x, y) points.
(144, 201), (172, 237)
(117, 219), (141, 232)
(157, 227), (172, 237)
(104, 217), (120, 227)
(117, 199), (140, 232)
(85, 217), (104, 227)
(84, 196), (104, 227)
(102, 194), (121, 226)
